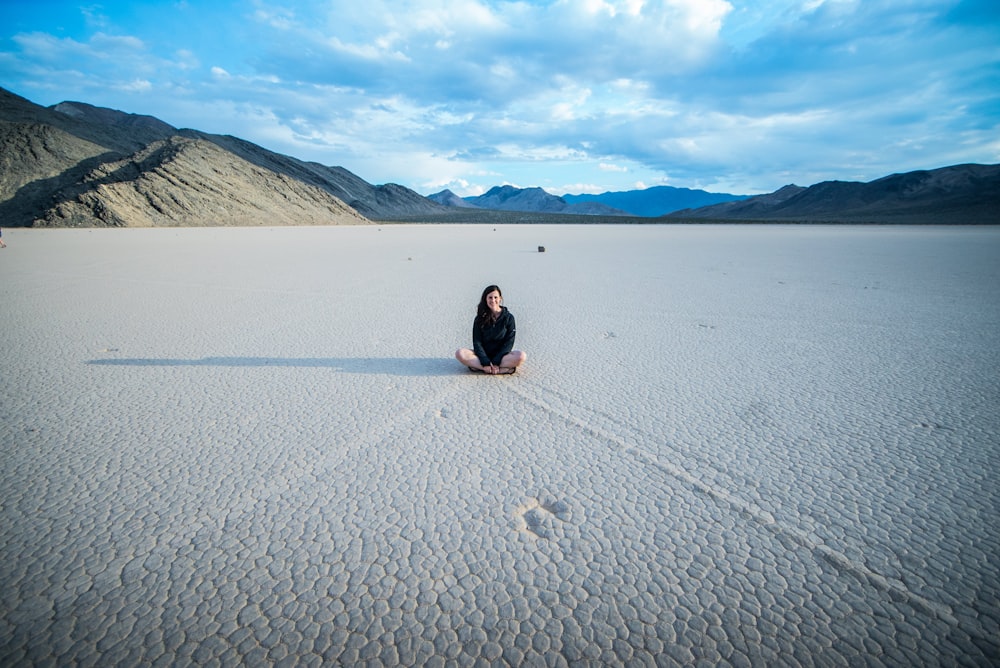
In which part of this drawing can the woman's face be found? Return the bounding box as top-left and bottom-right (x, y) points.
(485, 290), (502, 313)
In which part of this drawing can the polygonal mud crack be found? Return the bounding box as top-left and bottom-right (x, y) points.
(514, 497), (569, 539)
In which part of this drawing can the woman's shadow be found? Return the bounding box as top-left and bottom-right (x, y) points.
(86, 356), (460, 377)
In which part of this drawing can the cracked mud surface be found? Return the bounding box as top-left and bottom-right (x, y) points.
(2, 225), (998, 665)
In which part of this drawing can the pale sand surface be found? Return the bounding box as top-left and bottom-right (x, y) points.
(1, 224), (998, 665)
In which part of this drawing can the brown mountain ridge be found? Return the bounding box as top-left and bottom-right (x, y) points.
(667, 165), (1000, 224)
(0, 87), (446, 227)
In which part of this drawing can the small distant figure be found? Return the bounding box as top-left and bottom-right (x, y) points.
(455, 285), (527, 375)
(0, 228), (6, 248)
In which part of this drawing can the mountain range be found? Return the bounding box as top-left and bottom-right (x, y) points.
(2, 86), (997, 227)
(564, 186), (747, 216)
(429, 186), (632, 216)
(666, 166), (1000, 224)
(427, 184), (746, 217)
(430, 168), (999, 223)
(0, 87), (445, 227)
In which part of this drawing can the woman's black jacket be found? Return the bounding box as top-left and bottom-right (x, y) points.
(473, 307), (516, 366)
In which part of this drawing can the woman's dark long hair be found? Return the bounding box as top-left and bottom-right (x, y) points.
(475, 285), (502, 328)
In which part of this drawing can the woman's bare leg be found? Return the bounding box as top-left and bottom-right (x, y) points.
(457, 349), (526, 374)
(455, 348), (486, 371)
(499, 351), (526, 372)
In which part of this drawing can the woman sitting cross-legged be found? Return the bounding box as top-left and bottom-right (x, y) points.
(455, 284), (527, 375)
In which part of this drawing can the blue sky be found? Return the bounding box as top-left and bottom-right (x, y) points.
(1, 0), (997, 196)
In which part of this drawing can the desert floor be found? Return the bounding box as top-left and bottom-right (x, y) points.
(1, 224), (998, 665)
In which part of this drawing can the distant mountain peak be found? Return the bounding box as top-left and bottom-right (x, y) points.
(427, 189), (479, 208)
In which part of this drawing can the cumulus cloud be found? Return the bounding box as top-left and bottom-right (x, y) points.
(115, 79), (152, 93)
(173, 49), (199, 71)
(247, 0), (732, 107)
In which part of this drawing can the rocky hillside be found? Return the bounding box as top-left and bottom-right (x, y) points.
(0, 88), (446, 227)
(31, 135), (370, 227)
(668, 166), (1000, 224)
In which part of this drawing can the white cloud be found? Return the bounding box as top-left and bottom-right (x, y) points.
(410, 0), (505, 33)
(115, 79), (152, 93)
(13, 32), (91, 61)
(559, 182), (608, 194)
(325, 36), (410, 63)
(254, 7), (296, 30)
(90, 33), (145, 53)
(173, 49), (199, 71)
(11, 30), (143, 61)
